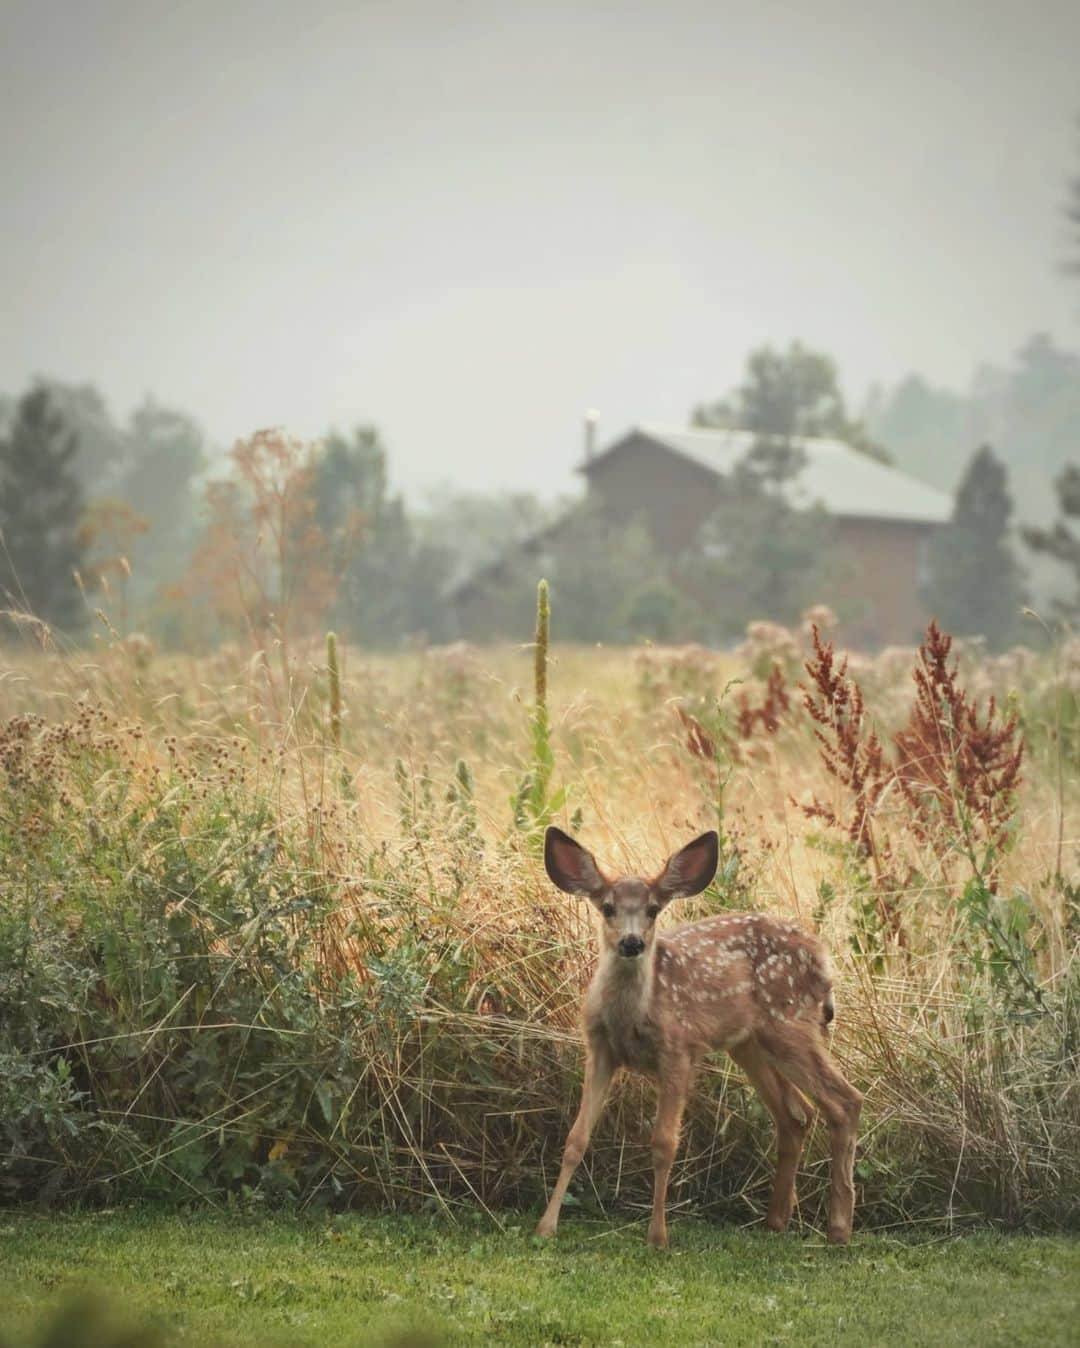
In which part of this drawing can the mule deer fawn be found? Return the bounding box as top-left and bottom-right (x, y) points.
(536, 827), (862, 1247)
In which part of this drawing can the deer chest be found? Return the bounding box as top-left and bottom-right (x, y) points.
(607, 1016), (662, 1074)
(586, 993), (663, 1075)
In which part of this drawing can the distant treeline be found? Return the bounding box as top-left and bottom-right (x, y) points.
(1, 335), (1078, 651)
(865, 333), (1080, 536)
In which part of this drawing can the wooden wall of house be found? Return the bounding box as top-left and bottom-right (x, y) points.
(832, 517), (933, 648)
(583, 435), (721, 553)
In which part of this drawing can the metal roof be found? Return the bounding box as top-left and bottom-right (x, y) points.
(589, 424), (952, 526)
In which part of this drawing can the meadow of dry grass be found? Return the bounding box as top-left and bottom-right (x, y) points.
(1, 606), (1078, 1235)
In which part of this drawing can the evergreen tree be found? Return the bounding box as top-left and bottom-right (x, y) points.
(0, 387), (86, 629)
(687, 440), (847, 641)
(924, 445), (1027, 650)
(121, 399), (204, 594)
(1022, 462), (1080, 619)
(35, 379), (127, 495)
(312, 426), (449, 643)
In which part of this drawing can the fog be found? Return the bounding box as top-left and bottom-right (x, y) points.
(3, 0), (1078, 498)
(2, 0), (1079, 651)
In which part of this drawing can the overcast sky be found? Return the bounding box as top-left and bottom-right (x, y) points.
(3, 0), (1078, 498)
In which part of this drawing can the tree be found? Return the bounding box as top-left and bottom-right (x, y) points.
(545, 504), (691, 642)
(312, 426), (415, 643)
(861, 375), (969, 490)
(457, 500), (694, 643)
(923, 446), (1027, 650)
(77, 497), (149, 629)
(312, 426), (458, 645)
(182, 429), (335, 650)
(121, 399), (204, 595)
(866, 334), (1080, 616)
(693, 341), (887, 459)
(413, 488), (562, 591)
(0, 388), (86, 629)
(34, 380), (127, 495)
(684, 441), (848, 641)
(1022, 463), (1080, 620)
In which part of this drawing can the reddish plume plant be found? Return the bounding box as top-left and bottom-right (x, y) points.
(677, 704), (720, 761)
(799, 625), (888, 864)
(736, 662), (791, 737)
(893, 620), (1023, 861)
(676, 662), (791, 765)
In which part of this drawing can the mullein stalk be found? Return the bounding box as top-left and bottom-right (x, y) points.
(534, 578), (550, 751)
(529, 579), (554, 829)
(327, 631), (342, 751)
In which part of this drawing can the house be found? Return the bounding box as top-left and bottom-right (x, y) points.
(453, 423), (953, 647)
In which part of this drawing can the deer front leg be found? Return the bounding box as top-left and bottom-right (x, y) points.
(536, 1044), (613, 1238)
(648, 1053), (692, 1249)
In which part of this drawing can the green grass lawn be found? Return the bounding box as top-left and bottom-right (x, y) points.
(0, 1210), (1077, 1348)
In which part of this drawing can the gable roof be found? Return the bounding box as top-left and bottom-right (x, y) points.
(584, 424), (952, 526)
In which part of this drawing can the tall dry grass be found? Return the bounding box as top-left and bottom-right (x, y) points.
(0, 605), (1077, 1231)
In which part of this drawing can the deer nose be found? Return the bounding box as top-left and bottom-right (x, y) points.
(618, 935), (645, 958)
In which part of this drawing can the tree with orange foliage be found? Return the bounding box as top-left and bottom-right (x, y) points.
(76, 497), (149, 630)
(182, 429), (338, 652)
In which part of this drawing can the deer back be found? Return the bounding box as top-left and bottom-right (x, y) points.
(657, 913), (833, 1049)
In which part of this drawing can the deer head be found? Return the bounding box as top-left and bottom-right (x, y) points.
(544, 827), (719, 960)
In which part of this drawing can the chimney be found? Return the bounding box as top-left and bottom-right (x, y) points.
(583, 409), (599, 462)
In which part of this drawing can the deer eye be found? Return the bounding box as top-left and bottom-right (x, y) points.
(646, 904), (660, 920)
(601, 902), (616, 919)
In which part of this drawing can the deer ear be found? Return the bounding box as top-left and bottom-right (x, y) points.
(544, 827), (607, 897)
(653, 831), (719, 902)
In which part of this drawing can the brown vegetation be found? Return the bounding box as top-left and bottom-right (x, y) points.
(0, 609), (1076, 1233)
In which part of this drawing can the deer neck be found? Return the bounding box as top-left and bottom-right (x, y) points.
(593, 943), (656, 1025)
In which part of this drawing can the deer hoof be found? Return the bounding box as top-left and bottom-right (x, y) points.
(647, 1226), (668, 1250)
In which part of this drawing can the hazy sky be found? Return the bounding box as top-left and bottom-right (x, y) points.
(3, 0), (1078, 498)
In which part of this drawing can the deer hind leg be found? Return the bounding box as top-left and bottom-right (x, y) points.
(536, 1046), (613, 1238)
(757, 1022), (862, 1245)
(648, 1053), (693, 1249)
(728, 1038), (814, 1233)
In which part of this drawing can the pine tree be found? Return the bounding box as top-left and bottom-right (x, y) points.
(0, 387), (86, 629)
(312, 426), (417, 643)
(1022, 463), (1080, 619)
(923, 445), (1026, 650)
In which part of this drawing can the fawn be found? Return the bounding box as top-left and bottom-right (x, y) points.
(535, 826), (862, 1248)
